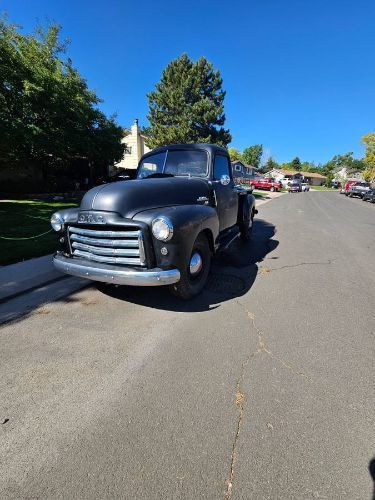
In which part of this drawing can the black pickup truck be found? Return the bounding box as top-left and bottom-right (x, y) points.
(51, 144), (256, 299)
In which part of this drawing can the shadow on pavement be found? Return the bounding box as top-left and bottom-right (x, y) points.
(369, 458), (375, 500)
(99, 219), (278, 312)
(0, 277), (88, 326)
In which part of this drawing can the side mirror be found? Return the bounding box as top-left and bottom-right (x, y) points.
(220, 174), (230, 186)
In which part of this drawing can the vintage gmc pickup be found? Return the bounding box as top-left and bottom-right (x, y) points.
(51, 144), (257, 299)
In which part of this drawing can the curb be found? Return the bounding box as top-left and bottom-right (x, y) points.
(0, 254), (64, 302)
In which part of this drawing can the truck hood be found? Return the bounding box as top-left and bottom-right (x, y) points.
(80, 177), (211, 218)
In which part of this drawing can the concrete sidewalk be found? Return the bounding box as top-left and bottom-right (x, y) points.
(0, 254), (64, 302)
(255, 190), (284, 206)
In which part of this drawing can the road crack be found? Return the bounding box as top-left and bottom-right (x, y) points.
(260, 259), (334, 275)
(224, 302), (310, 499)
(241, 303), (311, 380)
(224, 348), (258, 499)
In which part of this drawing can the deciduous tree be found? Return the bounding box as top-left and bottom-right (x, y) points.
(0, 18), (125, 180)
(241, 145), (263, 168)
(361, 133), (375, 182)
(228, 147), (242, 161)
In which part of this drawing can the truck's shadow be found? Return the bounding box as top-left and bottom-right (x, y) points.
(99, 219), (278, 312)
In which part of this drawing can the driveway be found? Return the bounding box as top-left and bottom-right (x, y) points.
(0, 191), (374, 499)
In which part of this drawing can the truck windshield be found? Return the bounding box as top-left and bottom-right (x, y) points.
(137, 150), (208, 178)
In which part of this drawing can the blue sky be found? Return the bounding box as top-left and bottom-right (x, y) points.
(2, 0), (375, 163)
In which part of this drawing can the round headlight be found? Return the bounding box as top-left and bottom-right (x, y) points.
(50, 213), (64, 232)
(152, 218), (173, 241)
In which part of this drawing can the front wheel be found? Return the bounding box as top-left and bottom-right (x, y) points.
(240, 209), (254, 242)
(270, 186), (275, 192)
(170, 234), (211, 300)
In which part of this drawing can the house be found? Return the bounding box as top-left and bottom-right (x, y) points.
(265, 168), (327, 186)
(116, 119), (151, 171)
(334, 167), (364, 183)
(231, 161), (256, 184)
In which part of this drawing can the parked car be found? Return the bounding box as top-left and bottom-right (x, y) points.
(362, 187), (375, 203)
(51, 144), (257, 299)
(348, 182), (371, 198)
(287, 181), (302, 193)
(344, 179), (360, 195)
(301, 183), (310, 192)
(250, 177), (282, 192)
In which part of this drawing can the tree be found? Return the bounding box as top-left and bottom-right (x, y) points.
(241, 145), (263, 168)
(228, 147), (242, 161)
(322, 152), (366, 177)
(361, 133), (375, 182)
(0, 17), (125, 183)
(146, 54), (231, 148)
(264, 157), (279, 172)
(324, 172), (334, 187)
(291, 157), (301, 171)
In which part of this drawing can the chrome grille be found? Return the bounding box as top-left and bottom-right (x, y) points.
(68, 226), (146, 266)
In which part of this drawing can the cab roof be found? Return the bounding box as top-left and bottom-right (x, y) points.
(141, 143), (228, 158)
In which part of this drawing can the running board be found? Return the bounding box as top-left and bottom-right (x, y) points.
(217, 229), (241, 251)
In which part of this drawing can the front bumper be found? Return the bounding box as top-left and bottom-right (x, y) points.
(53, 253), (180, 286)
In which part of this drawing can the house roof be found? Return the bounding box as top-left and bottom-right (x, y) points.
(231, 160), (254, 168)
(267, 168), (327, 179)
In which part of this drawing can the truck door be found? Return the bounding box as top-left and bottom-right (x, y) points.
(213, 154), (239, 231)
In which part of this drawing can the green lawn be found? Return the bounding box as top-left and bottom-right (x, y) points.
(252, 189), (286, 197)
(0, 199), (77, 265)
(252, 190), (265, 198)
(310, 186), (335, 191)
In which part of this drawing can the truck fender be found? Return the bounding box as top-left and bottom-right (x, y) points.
(134, 205), (219, 271)
(240, 193), (256, 224)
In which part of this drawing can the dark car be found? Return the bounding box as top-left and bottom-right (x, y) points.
(51, 144), (257, 299)
(362, 187), (375, 203)
(287, 181), (302, 193)
(348, 182), (371, 198)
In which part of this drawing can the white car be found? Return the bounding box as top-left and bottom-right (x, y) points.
(301, 183), (310, 192)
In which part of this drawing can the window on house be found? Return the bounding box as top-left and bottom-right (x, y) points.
(235, 164), (242, 172)
(124, 146), (132, 155)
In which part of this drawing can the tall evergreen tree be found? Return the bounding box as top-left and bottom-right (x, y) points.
(146, 54), (231, 148)
(291, 157), (302, 171)
(264, 156), (279, 171)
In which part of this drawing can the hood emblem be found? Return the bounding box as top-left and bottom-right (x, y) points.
(197, 196), (209, 204)
(78, 213), (106, 224)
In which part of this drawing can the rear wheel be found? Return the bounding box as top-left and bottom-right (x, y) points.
(170, 234), (211, 300)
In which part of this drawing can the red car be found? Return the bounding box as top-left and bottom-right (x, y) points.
(250, 177), (282, 192)
(343, 179), (359, 195)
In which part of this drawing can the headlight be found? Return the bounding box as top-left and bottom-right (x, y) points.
(152, 218), (173, 241)
(50, 213), (64, 232)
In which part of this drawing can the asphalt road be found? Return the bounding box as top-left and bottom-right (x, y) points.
(1, 191), (374, 500)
